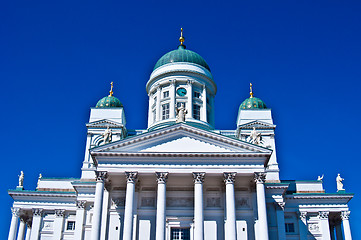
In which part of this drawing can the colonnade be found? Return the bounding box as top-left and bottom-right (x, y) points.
(89, 171), (269, 240)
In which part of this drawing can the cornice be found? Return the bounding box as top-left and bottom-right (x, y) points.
(8, 190), (76, 198)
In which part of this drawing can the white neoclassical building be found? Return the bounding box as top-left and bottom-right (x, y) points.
(8, 31), (354, 240)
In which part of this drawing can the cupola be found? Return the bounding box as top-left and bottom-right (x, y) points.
(96, 82), (123, 108)
(146, 29), (217, 131)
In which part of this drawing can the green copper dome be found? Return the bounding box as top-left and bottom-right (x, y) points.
(239, 97), (267, 110)
(96, 96), (123, 108)
(154, 45), (211, 71)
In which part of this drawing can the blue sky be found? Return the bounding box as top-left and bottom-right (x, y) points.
(1, 0), (360, 238)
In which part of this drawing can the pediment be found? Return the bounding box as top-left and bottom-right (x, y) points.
(86, 119), (124, 128)
(238, 120), (276, 129)
(91, 123), (272, 155)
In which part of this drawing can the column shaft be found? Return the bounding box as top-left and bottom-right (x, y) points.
(91, 171), (107, 240)
(16, 218), (26, 240)
(224, 173), (236, 240)
(74, 201), (86, 240)
(319, 211), (331, 240)
(53, 210), (65, 240)
(8, 208), (19, 240)
(275, 204), (286, 240)
(201, 85), (207, 122)
(187, 81), (193, 119)
(25, 226), (31, 240)
(123, 172), (138, 240)
(298, 212), (308, 240)
(254, 173), (269, 240)
(155, 172), (168, 240)
(341, 211), (352, 240)
(30, 209), (42, 240)
(156, 87), (161, 121)
(193, 172), (205, 240)
(170, 81), (176, 119)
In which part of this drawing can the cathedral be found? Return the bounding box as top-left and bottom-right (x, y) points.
(8, 30), (353, 240)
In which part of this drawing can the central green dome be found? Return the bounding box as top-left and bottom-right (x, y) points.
(154, 45), (211, 71)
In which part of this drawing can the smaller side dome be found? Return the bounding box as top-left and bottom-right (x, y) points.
(239, 83), (267, 110)
(95, 82), (123, 108)
(239, 97), (267, 110)
(96, 96), (123, 108)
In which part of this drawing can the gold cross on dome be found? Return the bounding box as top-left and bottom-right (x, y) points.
(109, 82), (114, 97)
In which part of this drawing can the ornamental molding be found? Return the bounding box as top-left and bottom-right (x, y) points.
(298, 211), (307, 220)
(285, 194), (353, 200)
(318, 211), (329, 220)
(55, 209), (65, 217)
(76, 200), (86, 209)
(91, 123), (272, 155)
(238, 120), (276, 130)
(32, 208), (43, 217)
(223, 172), (236, 184)
(254, 172), (266, 184)
(341, 211), (350, 220)
(86, 119), (124, 129)
(8, 191), (76, 198)
(276, 202), (285, 210)
(193, 172), (205, 184)
(92, 152), (270, 158)
(156, 172), (168, 184)
(125, 172), (138, 183)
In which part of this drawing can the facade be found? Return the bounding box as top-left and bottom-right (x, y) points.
(8, 32), (354, 240)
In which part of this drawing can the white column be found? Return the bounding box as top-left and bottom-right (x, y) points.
(201, 85), (207, 122)
(25, 221), (31, 240)
(224, 172), (236, 240)
(187, 80), (194, 119)
(335, 220), (343, 240)
(147, 93), (153, 126)
(91, 171), (108, 240)
(341, 211), (352, 240)
(155, 172), (168, 240)
(193, 172), (205, 240)
(156, 86), (161, 121)
(16, 216), (26, 240)
(169, 80), (176, 119)
(53, 210), (65, 240)
(74, 200), (86, 240)
(254, 173), (269, 240)
(319, 211), (331, 240)
(275, 203), (286, 240)
(8, 207), (20, 240)
(123, 172), (138, 240)
(30, 209), (43, 240)
(298, 211), (308, 240)
(101, 187), (110, 240)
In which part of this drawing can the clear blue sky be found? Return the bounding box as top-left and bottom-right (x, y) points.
(1, 0), (360, 238)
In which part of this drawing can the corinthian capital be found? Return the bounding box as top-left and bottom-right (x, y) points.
(254, 172), (266, 184)
(55, 209), (65, 217)
(125, 172), (138, 183)
(156, 172), (168, 184)
(193, 172), (205, 184)
(76, 200), (86, 209)
(318, 211), (329, 220)
(223, 172), (236, 184)
(298, 211), (307, 220)
(95, 171), (108, 182)
(341, 211), (350, 220)
(11, 207), (20, 217)
(32, 208), (43, 217)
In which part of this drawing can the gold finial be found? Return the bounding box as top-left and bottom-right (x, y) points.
(109, 82), (114, 97)
(179, 28), (185, 45)
(250, 83), (254, 98)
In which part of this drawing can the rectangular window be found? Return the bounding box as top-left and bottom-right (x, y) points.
(176, 102), (186, 109)
(163, 91), (169, 98)
(193, 104), (201, 120)
(285, 223), (295, 233)
(162, 103), (170, 120)
(194, 91), (201, 98)
(66, 221), (75, 231)
(171, 228), (190, 240)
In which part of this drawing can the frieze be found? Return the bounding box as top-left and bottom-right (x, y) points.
(206, 197), (221, 207)
(141, 197), (155, 207)
(236, 197), (250, 209)
(167, 197), (194, 207)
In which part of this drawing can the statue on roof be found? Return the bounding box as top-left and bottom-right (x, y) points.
(317, 174), (324, 181)
(102, 126), (112, 144)
(176, 103), (188, 123)
(18, 171), (24, 187)
(336, 173), (345, 191)
(37, 173), (42, 190)
(248, 127), (263, 145)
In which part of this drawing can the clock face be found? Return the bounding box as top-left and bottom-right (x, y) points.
(176, 87), (187, 96)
